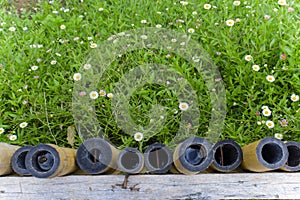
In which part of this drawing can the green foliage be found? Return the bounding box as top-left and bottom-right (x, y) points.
(0, 0), (299, 149)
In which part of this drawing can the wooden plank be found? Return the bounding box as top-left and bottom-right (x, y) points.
(0, 173), (299, 199)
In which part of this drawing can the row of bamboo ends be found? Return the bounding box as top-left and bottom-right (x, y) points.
(0, 137), (299, 178)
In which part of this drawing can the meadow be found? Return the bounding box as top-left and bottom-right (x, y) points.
(0, 0), (299, 151)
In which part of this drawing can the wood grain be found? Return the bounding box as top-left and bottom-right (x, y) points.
(0, 173), (299, 199)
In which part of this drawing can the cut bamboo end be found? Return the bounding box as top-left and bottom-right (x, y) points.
(144, 143), (173, 174)
(210, 139), (243, 172)
(0, 143), (20, 176)
(173, 137), (213, 175)
(281, 141), (300, 172)
(25, 144), (77, 178)
(242, 137), (288, 172)
(76, 138), (119, 174)
(117, 147), (144, 174)
(11, 146), (33, 176)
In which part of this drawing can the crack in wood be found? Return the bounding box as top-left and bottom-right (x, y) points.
(171, 192), (212, 200)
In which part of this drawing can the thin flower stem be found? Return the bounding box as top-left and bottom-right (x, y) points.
(43, 92), (57, 144)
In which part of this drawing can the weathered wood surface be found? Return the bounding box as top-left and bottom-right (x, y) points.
(0, 173), (300, 199)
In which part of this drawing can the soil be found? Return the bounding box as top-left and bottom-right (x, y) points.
(8, 0), (40, 17)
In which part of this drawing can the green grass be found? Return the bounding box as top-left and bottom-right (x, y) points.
(0, 0), (299, 151)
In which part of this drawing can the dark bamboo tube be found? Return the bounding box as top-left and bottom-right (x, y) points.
(25, 144), (77, 178)
(0, 143), (20, 176)
(173, 137), (213, 175)
(242, 137), (288, 172)
(117, 147), (144, 174)
(144, 143), (173, 174)
(281, 141), (300, 172)
(210, 139), (243, 172)
(76, 138), (119, 174)
(11, 146), (33, 176)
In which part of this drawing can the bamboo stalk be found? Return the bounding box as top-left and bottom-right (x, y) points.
(144, 143), (173, 174)
(11, 146), (33, 176)
(173, 137), (213, 175)
(25, 144), (77, 178)
(76, 138), (120, 174)
(117, 147), (144, 174)
(242, 137), (288, 172)
(210, 139), (243, 172)
(0, 143), (20, 176)
(281, 141), (300, 172)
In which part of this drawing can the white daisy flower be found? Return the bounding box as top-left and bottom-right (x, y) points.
(23, 27), (28, 31)
(0, 128), (4, 134)
(134, 132), (144, 142)
(51, 60), (57, 65)
(252, 65), (260, 71)
(179, 102), (189, 111)
(274, 133), (283, 140)
(244, 55), (253, 61)
(141, 20), (147, 24)
(90, 43), (98, 48)
(31, 65), (38, 71)
(140, 35), (148, 40)
(8, 26), (16, 32)
(265, 120), (274, 128)
(187, 28), (195, 34)
(226, 19), (235, 26)
(107, 93), (114, 99)
(264, 15), (271, 20)
(20, 122), (28, 128)
(98, 8), (104, 11)
(233, 1), (241, 6)
(156, 24), (162, 28)
(261, 105), (269, 110)
(180, 1), (188, 6)
(204, 4), (211, 9)
(60, 25), (66, 30)
(99, 90), (106, 96)
(266, 75), (275, 82)
(83, 64), (91, 70)
(8, 134), (17, 141)
(73, 73), (82, 81)
(278, 0), (287, 6)
(291, 94), (299, 102)
(262, 109), (272, 117)
(89, 91), (99, 100)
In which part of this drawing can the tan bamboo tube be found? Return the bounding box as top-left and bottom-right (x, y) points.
(25, 144), (77, 178)
(281, 141), (300, 172)
(242, 137), (288, 172)
(173, 137), (213, 175)
(117, 147), (144, 174)
(76, 138), (120, 174)
(0, 143), (20, 176)
(11, 146), (33, 176)
(144, 143), (173, 174)
(210, 139), (243, 172)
